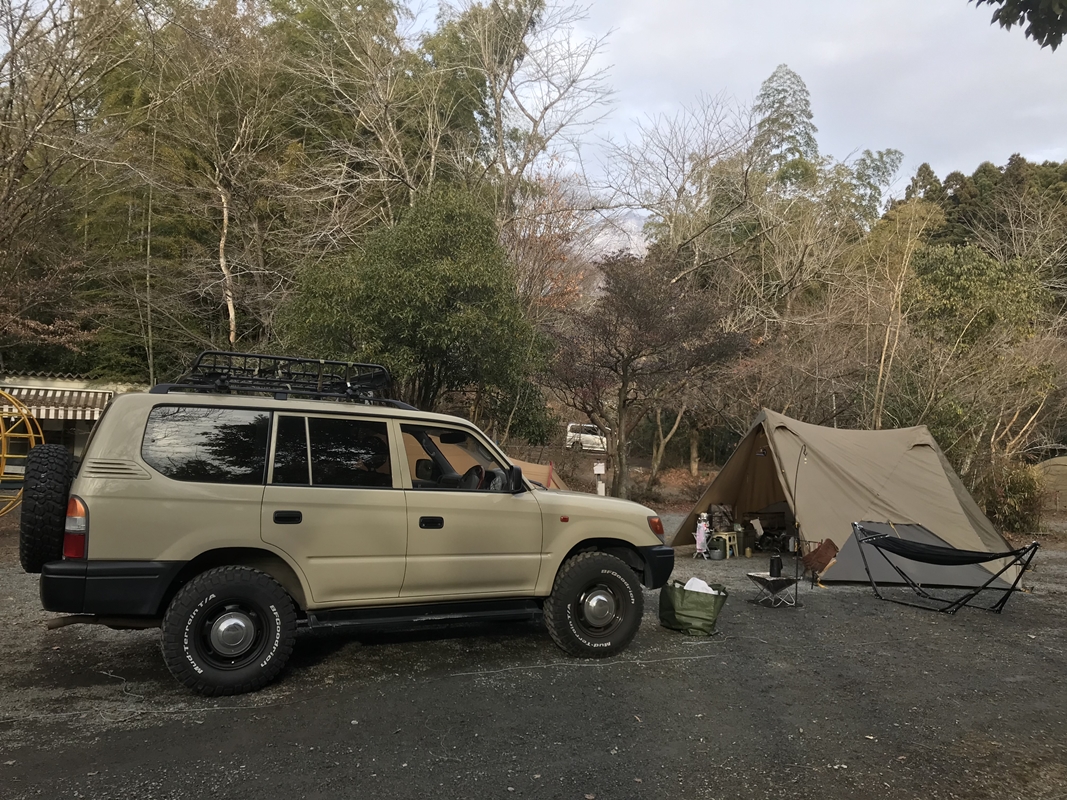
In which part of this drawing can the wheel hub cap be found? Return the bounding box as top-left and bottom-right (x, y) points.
(582, 588), (617, 627)
(209, 611), (255, 657)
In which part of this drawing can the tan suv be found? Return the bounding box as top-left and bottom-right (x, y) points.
(18, 353), (673, 696)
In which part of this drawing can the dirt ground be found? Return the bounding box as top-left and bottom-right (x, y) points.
(2, 509), (1067, 800)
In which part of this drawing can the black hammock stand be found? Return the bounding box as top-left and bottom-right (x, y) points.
(853, 521), (1039, 614)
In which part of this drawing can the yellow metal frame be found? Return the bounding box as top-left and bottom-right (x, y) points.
(0, 389), (45, 517)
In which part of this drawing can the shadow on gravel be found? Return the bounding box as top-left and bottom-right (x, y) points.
(15, 628), (168, 691)
(290, 618), (546, 669)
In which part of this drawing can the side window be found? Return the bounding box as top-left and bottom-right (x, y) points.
(401, 424), (508, 492)
(272, 415), (310, 485)
(271, 416), (392, 488)
(307, 417), (392, 488)
(142, 406), (269, 484)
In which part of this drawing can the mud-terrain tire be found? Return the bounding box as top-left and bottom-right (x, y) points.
(161, 566), (297, 696)
(544, 552), (643, 658)
(19, 444), (73, 573)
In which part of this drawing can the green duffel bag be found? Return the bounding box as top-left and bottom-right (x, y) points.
(658, 580), (728, 636)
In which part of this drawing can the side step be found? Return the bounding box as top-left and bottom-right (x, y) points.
(306, 599), (542, 631)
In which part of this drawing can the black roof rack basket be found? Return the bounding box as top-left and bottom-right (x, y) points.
(151, 351), (405, 406)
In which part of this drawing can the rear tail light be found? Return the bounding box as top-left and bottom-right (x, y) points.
(648, 516), (666, 543)
(63, 496), (88, 559)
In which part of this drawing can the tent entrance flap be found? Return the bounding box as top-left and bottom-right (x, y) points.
(732, 430), (791, 520)
(672, 424), (793, 548)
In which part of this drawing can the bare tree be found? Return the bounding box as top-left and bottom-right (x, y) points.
(969, 184), (1067, 300)
(500, 164), (602, 322)
(544, 248), (744, 498)
(0, 0), (137, 346)
(123, 0), (305, 348)
(600, 95), (757, 280)
(860, 200), (944, 429)
(281, 0), (472, 241)
(437, 0), (612, 220)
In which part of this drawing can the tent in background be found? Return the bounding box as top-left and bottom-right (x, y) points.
(511, 458), (569, 491)
(1038, 456), (1067, 511)
(673, 409), (1019, 587)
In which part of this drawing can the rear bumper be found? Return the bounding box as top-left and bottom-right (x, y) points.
(637, 545), (674, 589)
(40, 560), (185, 616)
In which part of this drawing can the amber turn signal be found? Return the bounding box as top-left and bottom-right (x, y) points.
(647, 516), (665, 542)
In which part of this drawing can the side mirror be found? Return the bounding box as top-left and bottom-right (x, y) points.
(415, 459), (435, 481)
(507, 464), (526, 494)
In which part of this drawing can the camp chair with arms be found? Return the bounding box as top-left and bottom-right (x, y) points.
(853, 521), (1039, 614)
(800, 538), (838, 587)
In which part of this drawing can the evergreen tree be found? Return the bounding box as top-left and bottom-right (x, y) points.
(280, 187), (534, 413)
(752, 64), (820, 186)
(905, 163), (946, 204)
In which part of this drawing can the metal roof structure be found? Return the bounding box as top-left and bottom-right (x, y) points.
(0, 386), (113, 421)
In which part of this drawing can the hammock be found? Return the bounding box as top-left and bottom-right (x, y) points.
(853, 521), (1039, 614)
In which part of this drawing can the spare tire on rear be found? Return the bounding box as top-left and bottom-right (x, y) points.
(19, 444), (73, 573)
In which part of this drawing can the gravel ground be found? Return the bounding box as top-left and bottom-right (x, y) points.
(1, 509), (1066, 799)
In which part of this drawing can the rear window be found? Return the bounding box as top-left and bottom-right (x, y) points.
(142, 406), (269, 484)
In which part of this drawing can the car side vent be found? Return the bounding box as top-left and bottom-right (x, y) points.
(81, 459), (151, 480)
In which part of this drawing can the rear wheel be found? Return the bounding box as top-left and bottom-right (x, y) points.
(161, 566), (296, 696)
(544, 552), (643, 658)
(19, 444), (72, 573)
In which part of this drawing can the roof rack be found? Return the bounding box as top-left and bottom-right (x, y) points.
(149, 351), (415, 409)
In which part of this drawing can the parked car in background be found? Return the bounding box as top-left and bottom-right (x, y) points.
(566, 423), (607, 452)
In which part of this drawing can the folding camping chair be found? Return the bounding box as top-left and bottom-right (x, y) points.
(853, 521), (1039, 614)
(800, 538), (838, 588)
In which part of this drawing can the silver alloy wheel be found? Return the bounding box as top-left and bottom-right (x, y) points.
(580, 586), (618, 628)
(209, 611), (256, 657)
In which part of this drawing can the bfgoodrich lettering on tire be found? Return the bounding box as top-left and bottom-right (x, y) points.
(162, 566), (296, 696)
(544, 552), (643, 658)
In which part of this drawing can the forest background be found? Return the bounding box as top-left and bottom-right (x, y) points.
(3, 0), (1066, 528)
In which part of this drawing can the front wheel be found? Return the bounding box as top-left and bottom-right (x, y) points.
(161, 566), (297, 696)
(544, 552), (643, 658)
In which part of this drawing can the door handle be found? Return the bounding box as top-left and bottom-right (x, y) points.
(273, 510), (302, 525)
(419, 516), (444, 529)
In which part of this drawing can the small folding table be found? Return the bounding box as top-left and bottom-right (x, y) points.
(746, 572), (799, 607)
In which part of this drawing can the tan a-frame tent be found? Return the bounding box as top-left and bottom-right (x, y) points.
(510, 459), (569, 491)
(673, 409), (1019, 587)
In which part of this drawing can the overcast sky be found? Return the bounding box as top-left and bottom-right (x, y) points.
(570, 0), (1067, 194)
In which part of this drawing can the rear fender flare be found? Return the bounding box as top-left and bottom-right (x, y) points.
(163, 548), (309, 614)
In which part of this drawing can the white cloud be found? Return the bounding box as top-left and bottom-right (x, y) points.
(574, 0), (1067, 188)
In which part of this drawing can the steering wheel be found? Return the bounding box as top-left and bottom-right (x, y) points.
(459, 465), (485, 490)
